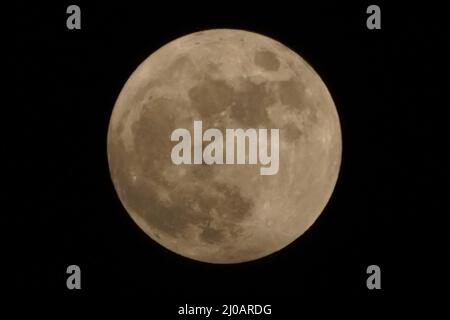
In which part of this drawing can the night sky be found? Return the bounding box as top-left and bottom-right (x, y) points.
(12, 1), (447, 312)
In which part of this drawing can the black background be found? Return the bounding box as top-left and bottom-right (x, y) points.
(13, 0), (448, 312)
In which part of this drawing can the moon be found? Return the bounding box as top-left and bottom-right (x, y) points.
(107, 29), (342, 263)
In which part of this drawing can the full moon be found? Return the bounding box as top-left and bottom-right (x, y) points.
(107, 29), (342, 263)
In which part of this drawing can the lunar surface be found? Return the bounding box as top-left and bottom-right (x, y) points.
(107, 29), (342, 263)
